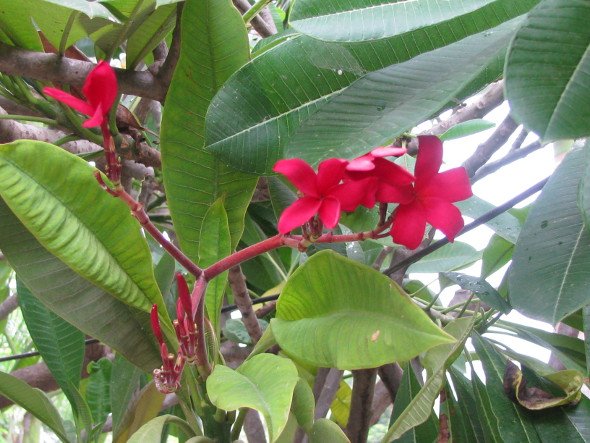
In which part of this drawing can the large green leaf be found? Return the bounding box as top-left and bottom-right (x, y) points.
(505, 0), (590, 141)
(206, 1), (539, 174)
(0, 371), (70, 442)
(272, 251), (453, 369)
(206, 354), (299, 442)
(286, 19), (519, 163)
(198, 199), (231, 333)
(471, 333), (540, 442)
(0, 141), (167, 317)
(448, 368), (485, 443)
(383, 316), (476, 442)
(160, 0), (256, 261)
(17, 280), (85, 409)
(509, 146), (590, 324)
(0, 186), (160, 372)
(290, 0), (498, 42)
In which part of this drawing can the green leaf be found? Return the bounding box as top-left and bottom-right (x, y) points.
(0, 198), (161, 372)
(17, 280), (85, 409)
(160, 0), (256, 261)
(448, 368), (485, 443)
(110, 354), (143, 440)
(408, 242), (481, 274)
(0, 371), (70, 442)
(224, 318), (269, 345)
(114, 382), (166, 443)
(198, 198), (231, 333)
(440, 385), (475, 443)
(442, 272), (511, 314)
(505, 0), (590, 141)
(206, 354), (299, 442)
(126, 3), (176, 68)
(0, 140), (167, 318)
(206, 2), (539, 174)
(85, 358), (112, 424)
(127, 415), (195, 443)
(309, 419), (350, 443)
(456, 195), (522, 244)
(384, 362), (438, 443)
(471, 333), (540, 442)
(481, 234), (514, 278)
(384, 316), (476, 442)
(290, 0), (501, 42)
(291, 378), (315, 432)
(585, 305), (590, 377)
(509, 146), (590, 323)
(272, 251), (454, 370)
(439, 119), (496, 141)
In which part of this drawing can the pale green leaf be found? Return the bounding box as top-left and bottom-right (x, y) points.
(272, 251), (454, 370)
(0, 199), (161, 372)
(206, 354), (299, 442)
(291, 378), (315, 432)
(114, 382), (166, 443)
(408, 242), (481, 274)
(0, 141), (167, 318)
(309, 419), (350, 443)
(127, 415), (194, 443)
(439, 119), (496, 141)
(160, 0), (256, 262)
(456, 195), (521, 244)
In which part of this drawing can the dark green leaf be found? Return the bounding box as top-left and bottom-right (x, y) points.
(505, 0), (590, 141)
(510, 146), (590, 323)
(442, 272), (511, 313)
(481, 234), (514, 278)
(85, 358), (112, 424)
(160, 0), (256, 261)
(110, 354), (143, 440)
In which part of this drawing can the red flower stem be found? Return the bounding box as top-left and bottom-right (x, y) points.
(100, 122), (121, 185)
(97, 177), (204, 278)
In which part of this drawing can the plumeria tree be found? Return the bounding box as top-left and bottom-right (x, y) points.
(0, 0), (589, 442)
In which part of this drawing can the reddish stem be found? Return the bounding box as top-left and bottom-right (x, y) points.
(100, 122), (121, 184)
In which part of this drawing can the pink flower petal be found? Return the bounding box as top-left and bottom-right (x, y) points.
(273, 158), (319, 197)
(415, 135), (443, 180)
(346, 155), (376, 172)
(391, 202), (427, 250)
(317, 158), (346, 193)
(43, 87), (94, 116)
(373, 158), (415, 186)
(83, 61), (118, 113)
(422, 197), (464, 241)
(371, 146), (406, 157)
(318, 196), (341, 229)
(330, 177), (376, 211)
(82, 103), (104, 128)
(376, 183), (414, 204)
(418, 168), (472, 202)
(277, 196), (321, 233)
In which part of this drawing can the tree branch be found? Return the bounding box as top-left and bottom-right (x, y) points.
(346, 369), (377, 443)
(0, 294), (17, 322)
(233, 0), (277, 37)
(472, 140), (544, 182)
(0, 42), (166, 102)
(228, 266), (263, 343)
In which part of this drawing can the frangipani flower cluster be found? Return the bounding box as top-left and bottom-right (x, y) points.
(274, 136), (472, 249)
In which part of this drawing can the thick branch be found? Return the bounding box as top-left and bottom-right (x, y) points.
(472, 140), (543, 182)
(0, 294), (18, 322)
(313, 368), (343, 419)
(0, 42), (166, 102)
(462, 115), (519, 177)
(228, 266), (263, 343)
(346, 369), (377, 443)
(233, 0), (277, 37)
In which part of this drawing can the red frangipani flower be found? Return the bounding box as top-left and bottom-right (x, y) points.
(390, 136), (472, 250)
(43, 61), (117, 128)
(274, 158), (370, 233)
(346, 146), (414, 207)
